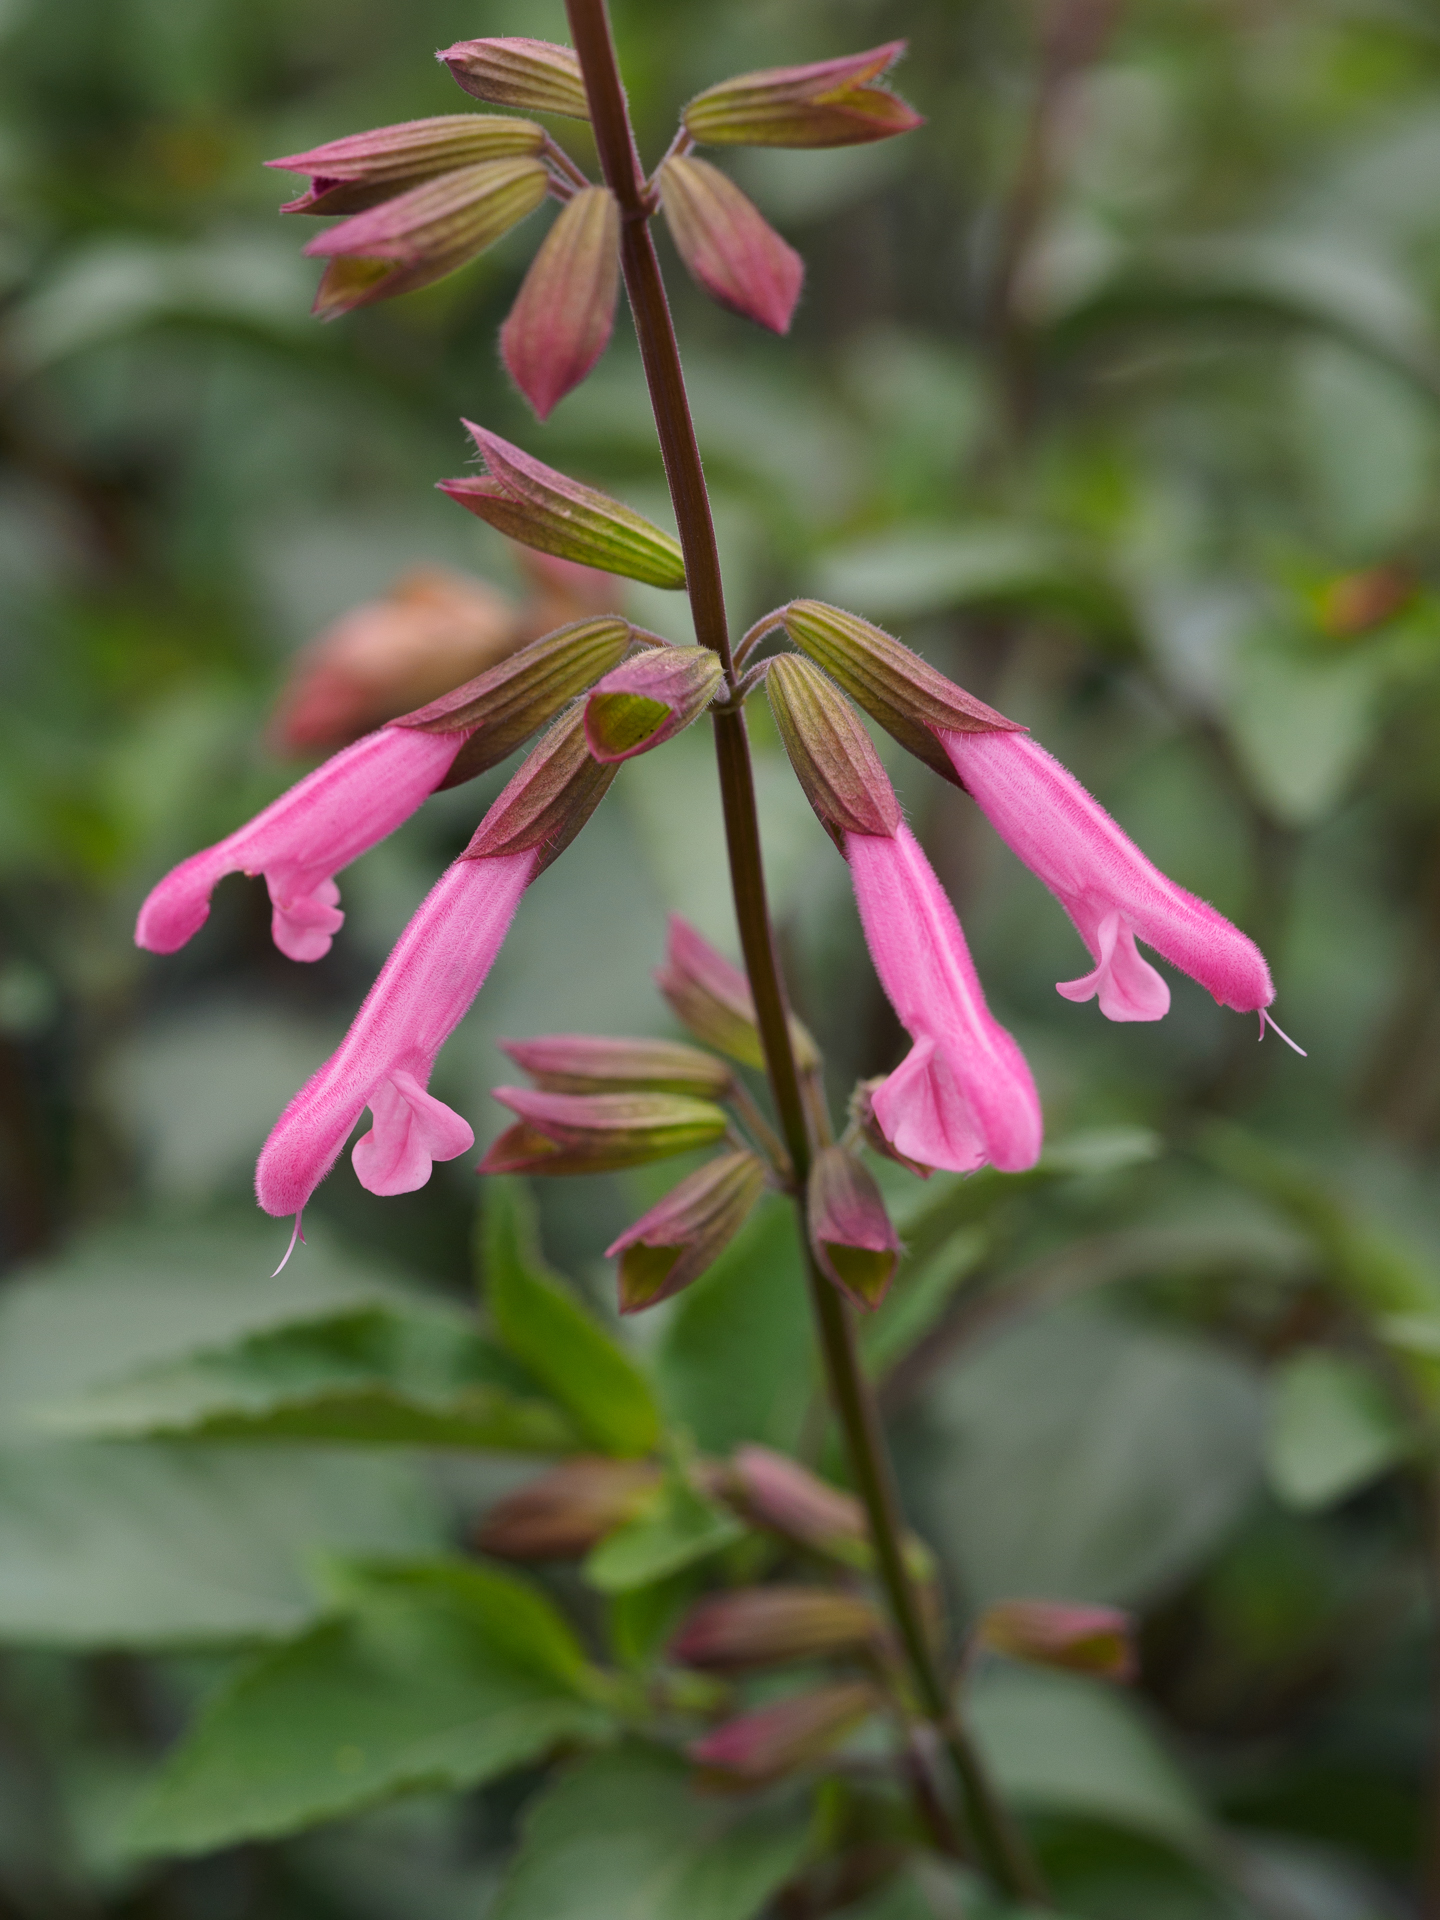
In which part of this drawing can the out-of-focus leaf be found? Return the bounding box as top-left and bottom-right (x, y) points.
(30, 1304), (578, 1454)
(128, 1559), (610, 1854)
(489, 1740), (811, 1920)
(812, 526), (1132, 641)
(583, 1475), (744, 1593)
(654, 1196), (815, 1454)
(1265, 1351), (1411, 1511)
(1047, 232), (1440, 398)
(0, 1441), (438, 1648)
(1293, 340), (1433, 552)
(917, 1304), (1264, 1607)
(481, 1180), (661, 1458)
(1225, 635), (1393, 827)
(0, 1220), (413, 1425)
(861, 1226), (988, 1378)
(968, 1665), (1210, 1853)
(3, 234), (314, 375)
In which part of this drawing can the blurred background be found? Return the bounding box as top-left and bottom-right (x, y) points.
(3, 0), (1440, 1913)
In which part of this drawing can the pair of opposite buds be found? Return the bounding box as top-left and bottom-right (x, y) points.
(271, 36), (922, 406)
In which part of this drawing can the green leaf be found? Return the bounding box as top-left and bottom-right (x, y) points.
(490, 1741), (811, 1920)
(861, 1227), (988, 1379)
(1265, 1351), (1411, 1510)
(0, 1440), (438, 1648)
(129, 1558), (611, 1854)
(583, 1475), (744, 1593)
(1225, 633), (1392, 827)
(969, 1665), (1210, 1854)
(655, 1196), (815, 1454)
(33, 1304), (578, 1453)
(917, 1303), (1264, 1607)
(481, 1180), (661, 1458)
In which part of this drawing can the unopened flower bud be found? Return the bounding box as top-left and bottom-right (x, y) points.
(724, 1445), (870, 1567)
(461, 703), (619, 872)
(689, 1680), (882, 1782)
(439, 37), (590, 120)
(269, 114), (546, 217)
(765, 654), (900, 844)
(480, 1089), (730, 1175)
(304, 157), (549, 319)
(781, 601), (1017, 785)
(502, 1034), (732, 1098)
(671, 1586), (881, 1672)
(584, 645), (725, 762)
(975, 1600), (1136, 1682)
(1317, 564), (1417, 638)
(397, 616), (633, 791)
(606, 1150), (769, 1311)
(656, 916), (820, 1074)
(657, 157), (803, 336)
(502, 187), (620, 421)
(684, 43), (922, 150)
(269, 568), (523, 754)
(441, 425), (686, 589)
(475, 1456), (661, 1559)
(807, 1145), (901, 1308)
(848, 1079), (935, 1180)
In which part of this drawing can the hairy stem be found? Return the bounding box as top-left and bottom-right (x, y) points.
(564, 0), (1044, 1900)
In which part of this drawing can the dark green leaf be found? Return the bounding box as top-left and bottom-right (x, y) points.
(1265, 1351), (1411, 1510)
(490, 1741), (811, 1920)
(482, 1180), (661, 1457)
(129, 1558), (611, 1853)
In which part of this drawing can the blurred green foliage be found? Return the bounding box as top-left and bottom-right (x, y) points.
(5, 0), (1440, 1914)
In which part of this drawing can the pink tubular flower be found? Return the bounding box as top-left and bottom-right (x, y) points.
(255, 850), (535, 1216)
(135, 726), (464, 963)
(847, 825), (1042, 1175)
(940, 731), (1276, 1026)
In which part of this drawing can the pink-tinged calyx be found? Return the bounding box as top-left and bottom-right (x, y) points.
(807, 1145), (901, 1308)
(847, 824), (1043, 1175)
(605, 1150), (768, 1312)
(683, 43), (923, 149)
(134, 725), (465, 962)
(255, 850), (535, 1217)
(940, 730), (1276, 1022)
(267, 114), (545, 217)
(657, 156), (803, 335)
(583, 645), (724, 762)
(439, 38), (590, 120)
(501, 187), (621, 421)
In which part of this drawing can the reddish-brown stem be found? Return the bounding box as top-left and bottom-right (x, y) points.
(564, 1), (1045, 1901)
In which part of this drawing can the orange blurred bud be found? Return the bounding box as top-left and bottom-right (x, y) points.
(1316, 565), (1417, 639)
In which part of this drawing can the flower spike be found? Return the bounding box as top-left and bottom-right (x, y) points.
(657, 157), (803, 335)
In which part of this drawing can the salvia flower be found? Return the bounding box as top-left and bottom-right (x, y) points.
(683, 43), (923, 149)
(300, 156), (549, 319)
(134, 725), (464, 963)
(848, 825), (1043, 1174)
(657, 156), (803, 336)
(941, 730), (1278, 1028)
(257, 848), (535, 1216)
(606, 1149), (769, 1311)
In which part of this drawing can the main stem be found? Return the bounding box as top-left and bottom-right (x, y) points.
(564, 1), (1044, 1900)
